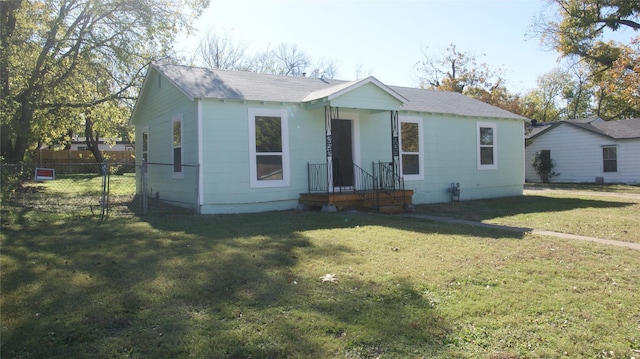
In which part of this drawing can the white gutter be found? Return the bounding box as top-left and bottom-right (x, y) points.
(197, 99), (204, 212)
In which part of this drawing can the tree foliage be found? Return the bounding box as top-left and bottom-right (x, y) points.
(531, 0), (639, 120)
(1, 0), (209, 163)
(415, 44), (532, 118)
(416, 44), (501, 94)
(539, 0), (639, 67)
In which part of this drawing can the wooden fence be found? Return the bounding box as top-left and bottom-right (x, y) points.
(33, 150), (135, 173)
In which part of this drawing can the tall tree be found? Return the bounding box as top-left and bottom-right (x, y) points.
(539, 0), (639, 68)
(415, 44), (530, 117)
(534, 0), (639, 120)
(415, 44), (500, 94)
(196, 29), (248, 70)
(273, 43), (310, 76)
(0, 0), (209, 163)
(523, 68), (573, 123)
(594, 38), (640, 119)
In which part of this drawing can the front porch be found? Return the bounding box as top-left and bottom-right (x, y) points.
(299, 161), (413, 213)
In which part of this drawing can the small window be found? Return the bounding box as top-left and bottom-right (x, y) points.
(172, 115), (182, 176)
(142, 130), (149, 162)
(399, 116), (423, 180)
(248, 109), (289, 188)
(477, 122), (497, 170)
(603, 146), (617, 172)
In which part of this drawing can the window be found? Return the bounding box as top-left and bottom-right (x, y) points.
(399, 116), (423, 180)
(248, 109), (289, 188)
(142, 130), (149, 162)
(172, 115), (182, 176)
(477, 122), (497, 170)
(603, 146), (617, 172)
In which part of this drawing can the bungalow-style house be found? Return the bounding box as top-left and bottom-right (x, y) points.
(525, 117), (640, 184)
(130, 63), (528, 214)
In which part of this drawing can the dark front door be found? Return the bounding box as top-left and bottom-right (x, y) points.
(331, 119), (353, 187)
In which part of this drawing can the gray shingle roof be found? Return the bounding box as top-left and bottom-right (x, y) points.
(153, 63), (528, 121)
(592, 118), (640, 139)
(526, 118), (640, 140)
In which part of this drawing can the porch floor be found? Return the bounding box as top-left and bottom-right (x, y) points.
(299, 190), (413, 213)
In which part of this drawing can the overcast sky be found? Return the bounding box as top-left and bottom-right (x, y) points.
(175, 0), (636, 94)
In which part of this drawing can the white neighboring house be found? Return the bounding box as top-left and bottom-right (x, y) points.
(68, 137), (134, 152)
(525, 117), (640, 184)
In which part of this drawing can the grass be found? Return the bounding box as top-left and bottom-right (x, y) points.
(2, 185), (640, 358)
(1, 173), (137, 222)
(414, 184), (640, 244)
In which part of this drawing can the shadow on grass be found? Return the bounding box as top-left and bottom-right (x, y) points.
(2, 210), (475, 358)
(414, 194), (635, 223)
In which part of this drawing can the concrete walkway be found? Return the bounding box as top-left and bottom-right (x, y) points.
(408, 214), (640, 251)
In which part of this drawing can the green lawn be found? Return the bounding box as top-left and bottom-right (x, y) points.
(2, 190), (640, 358)
(414, 184), (640, 244)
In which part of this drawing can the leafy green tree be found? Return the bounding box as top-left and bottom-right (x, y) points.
(1, 0), (209, 163)
(524, 68), (581, 122)
(414, 44), (531, 118)
(539, 0), (639, 68)
(592, 38), (640, 119)
(416, 44), (500, 94)
(533, 0), (639, 120)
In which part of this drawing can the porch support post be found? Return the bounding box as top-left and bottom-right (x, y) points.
(325, 106), (339, 192)
(390, 110), (400, 168)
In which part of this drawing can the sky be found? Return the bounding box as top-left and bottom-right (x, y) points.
(175, 0), (636, 94)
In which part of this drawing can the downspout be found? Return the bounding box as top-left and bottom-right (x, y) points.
(197, 99), (204, 213)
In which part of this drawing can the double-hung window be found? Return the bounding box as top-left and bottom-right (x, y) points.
(602, 146), (617, 172)
(172, 115), (183, 177)
(399, 116), (423, 180)
(248, 109), (289, 188)
(477, 122), (497, 170)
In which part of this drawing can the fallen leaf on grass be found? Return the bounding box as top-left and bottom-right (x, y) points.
(320, 273), (338, 283)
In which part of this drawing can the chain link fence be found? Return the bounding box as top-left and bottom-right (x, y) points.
(137, 162), (199, 215)
(1, 161), (199, 222)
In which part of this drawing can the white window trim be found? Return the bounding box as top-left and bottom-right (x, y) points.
(399, 116), (424, 181)
(602, 145), (618, 173)
(172, 114), (184, 179)
(248, 108), (290, 188)
(477, 121), (497, 170)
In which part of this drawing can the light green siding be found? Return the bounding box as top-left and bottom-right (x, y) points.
(330, 82), (403, 111)
(199, 101), (326, 213)
(131, 68), (199, 207)
(403, 113), (524, 204)
(359, 111), (393, 165)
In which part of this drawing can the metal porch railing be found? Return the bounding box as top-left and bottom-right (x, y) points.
(373, 161), (406, 209)
(307, 161), (406, 211)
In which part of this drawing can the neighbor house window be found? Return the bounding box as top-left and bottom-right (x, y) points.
(602, 146), (617, 172)
(477, 122), (497, 170)
(248, 108), (289, 188)
(142, 130), (149, 162)
(399, 116), (424, 180)
(172, 115), (183, 177)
